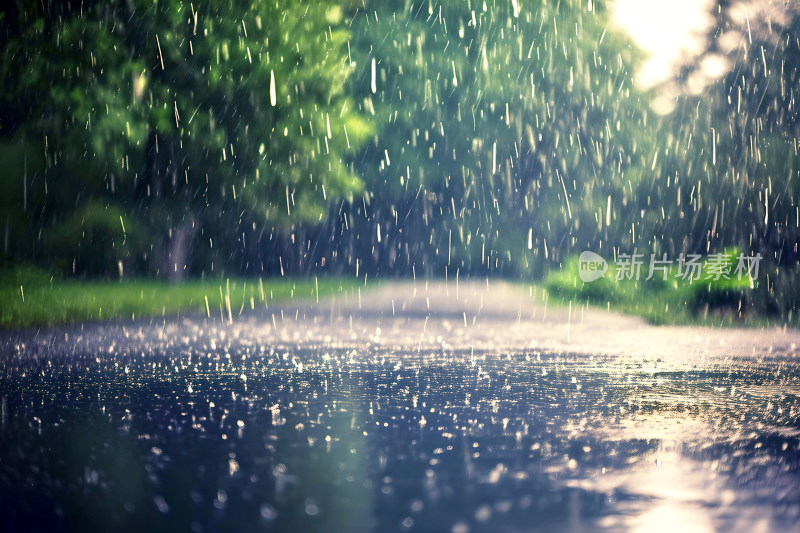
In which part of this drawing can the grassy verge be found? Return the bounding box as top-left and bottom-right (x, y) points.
(543, 250), (796, 328)
(0, 267), (363, 329)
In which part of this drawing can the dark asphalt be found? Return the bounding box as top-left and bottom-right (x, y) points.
(1, 281), (799, 532)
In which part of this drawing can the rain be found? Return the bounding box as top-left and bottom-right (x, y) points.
(1, 0), (800, 531)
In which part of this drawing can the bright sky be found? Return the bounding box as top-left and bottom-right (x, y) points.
(612, 0), (716, 113)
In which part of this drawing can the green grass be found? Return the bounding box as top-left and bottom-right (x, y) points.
(542, 250), (792, 328)
(0, 267), (363, 329)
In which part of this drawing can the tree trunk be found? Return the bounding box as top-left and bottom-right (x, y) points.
(161, 218), (195, 281)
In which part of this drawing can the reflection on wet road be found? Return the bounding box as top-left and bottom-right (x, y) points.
(1, 281), (799, 532)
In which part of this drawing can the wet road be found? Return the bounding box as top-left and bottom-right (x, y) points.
(1, 280), (800, 532)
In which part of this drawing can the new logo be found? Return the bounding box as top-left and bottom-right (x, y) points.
(578, 251), (608, 282)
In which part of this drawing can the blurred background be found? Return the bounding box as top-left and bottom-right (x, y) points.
(1, 0), (798, 324)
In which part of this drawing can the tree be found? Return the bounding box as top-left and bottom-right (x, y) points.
(635, 1), (799, 312)
(0, 0), (371, 277)
(337, 0), (652, 277)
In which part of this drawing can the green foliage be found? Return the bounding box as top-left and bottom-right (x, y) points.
(639, 7), (800, 276)
(348, 0), (651, 275)
(42, 201), (150, 276)
(0, 265), (362, 328)
(1, 0), (371, 275)
(544, 249), (766, 325)
(0, 137), (47, 259)
(0, 0), (797, 329)
(0, 264), (55, 287)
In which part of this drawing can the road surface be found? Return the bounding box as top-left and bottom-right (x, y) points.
(1, 280), (799, 532)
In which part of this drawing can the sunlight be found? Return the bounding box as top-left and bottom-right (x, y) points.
(612, 0), (715, 112)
